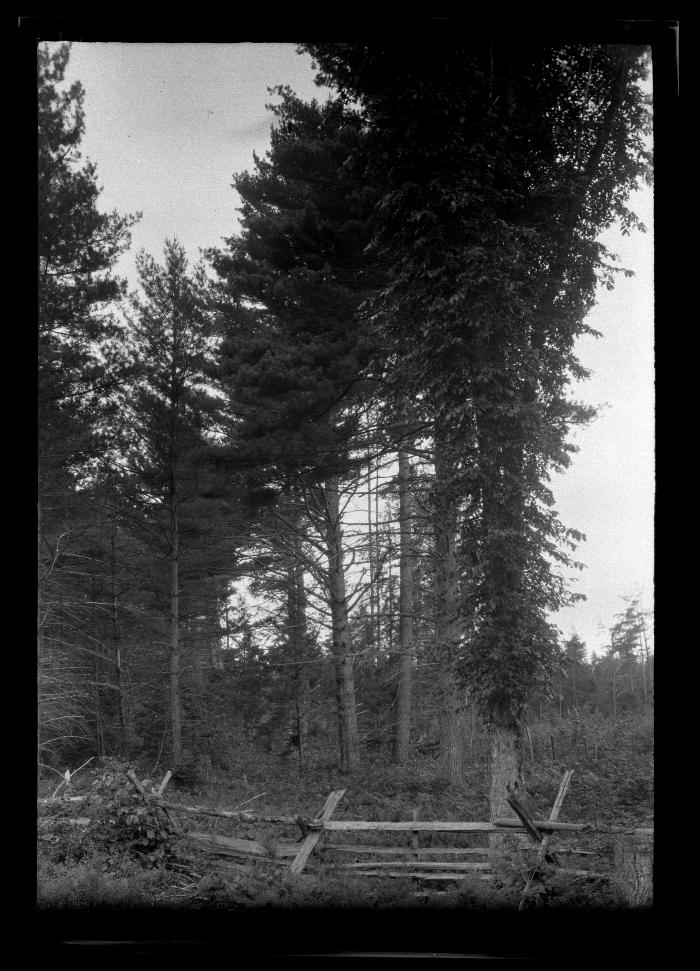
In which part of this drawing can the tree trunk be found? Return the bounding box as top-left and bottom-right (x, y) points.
(287, 529), (311, 771)
(392, 447), (414, 764)
(614, 835), (653, 906)
(477, 433), (528, 844)
(366, 444), (376, 662)
(374, 457), (382, 655)
(169, 497), (183, 766)
(92, 576), (104, 757)
(37, 482), (44, 785)
(640, 612), (651, 703)
(438, 673), (467, 783)
(433, 434), (465, 785)
(489, 723), (524, 849)
(109, 521), (132, 749)
(322, 478), (360, 771)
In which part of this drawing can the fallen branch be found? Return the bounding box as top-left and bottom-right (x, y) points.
(231, 791), (268, 811)
(51, 757), (95, 799)
(38, 795), (86, 804)
(155, 770), (173, 797)
(38, 816), (92, 828)
(156, 799), (304, 827)
(556, 868), (608, 880)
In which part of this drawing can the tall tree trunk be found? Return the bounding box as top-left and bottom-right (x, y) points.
(109, 521), (131, 749)
(92, 576), (103, 756)
(169, 496), (183, 766)
(374, 456), (382, 655)
(322, 478), (360, 771)
(392, 445), (414, 764)
(639, 614), (649, 703)
(489, 724), (524, 848)
(288, 527), (311, 771)
(433, 433), (465, 785)
(37, 482), (44, 785)
(478, 434), (527, 845)
(366, 446), (376, 662)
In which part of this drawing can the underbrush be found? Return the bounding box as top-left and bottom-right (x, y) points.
(36, 854), (172, 908)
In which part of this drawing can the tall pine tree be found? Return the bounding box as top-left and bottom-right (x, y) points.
(305, 41), (651, 813)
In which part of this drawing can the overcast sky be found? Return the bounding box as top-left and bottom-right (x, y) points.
(55, 42), (654, 657)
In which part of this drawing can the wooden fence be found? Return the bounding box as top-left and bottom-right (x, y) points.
(38, 767), (653, 906)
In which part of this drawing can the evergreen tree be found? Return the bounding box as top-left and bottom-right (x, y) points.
(305, 41), (651, 815)
(117, 239), (220, 766)
(209, 90), (385, 770)
(38, 42), (137, 775)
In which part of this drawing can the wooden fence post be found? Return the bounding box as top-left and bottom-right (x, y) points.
(614, 834), (653, 907)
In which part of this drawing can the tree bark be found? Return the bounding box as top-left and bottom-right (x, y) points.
(433, 433), (465, 785)
(614, 835), (653, 907)
(169, 495), (183, 766)
(92, 576), (104, 756)
(109, 521), (132, 749)
(392, 446), (414, 764)
(366, 445), (377, 662)
(639, 611), (649, 704)
(287, 528), (311, 771)
(489, 724), (525, 849)
(37, 482), (44, 784)
(322, 478), (360, 771)
(374, 456), (382, 655)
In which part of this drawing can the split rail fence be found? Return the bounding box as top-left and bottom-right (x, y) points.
(38, 767), (653, 906)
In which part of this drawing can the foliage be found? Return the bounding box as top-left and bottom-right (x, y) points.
(38, 42), (139, 771)
(208, 88), (383, 494)
(85, 767), (177, 868)
(303, 42), (651, 729)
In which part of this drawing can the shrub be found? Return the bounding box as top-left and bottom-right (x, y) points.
(84, 762), (178, 869)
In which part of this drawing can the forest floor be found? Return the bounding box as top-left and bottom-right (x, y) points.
(36, 710), (653, 913)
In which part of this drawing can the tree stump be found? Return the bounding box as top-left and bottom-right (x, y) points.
(614, 834), (653, 907)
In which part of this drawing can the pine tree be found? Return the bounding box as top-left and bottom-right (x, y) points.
(118, 239), (219, 766)
(38, 42), (137, 776)
(209, 90), (385, 770)
(305, 41), (651, 814)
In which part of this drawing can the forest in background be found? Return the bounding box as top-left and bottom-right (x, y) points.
(37, 39), (653, 841)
